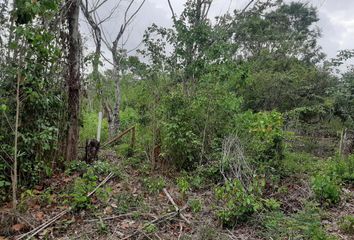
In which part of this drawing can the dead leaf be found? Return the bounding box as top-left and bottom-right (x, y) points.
(11, 223), (25, 232)
(0, 237), (9, 240)
(104, 206), (113, 215)
(34, 185), (44, 191)
(35, 211), (45, 221)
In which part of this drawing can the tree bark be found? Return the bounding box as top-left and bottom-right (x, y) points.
(12, 71), (21, 210)
(65, 0), (81, 161)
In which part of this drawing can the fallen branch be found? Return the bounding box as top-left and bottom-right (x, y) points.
(103, 126), (135, 147)
(120, 211), (178, 240)
(84, 211), (160, 223)
(163, 188), (191, 224)
(16, 172), (114, 240)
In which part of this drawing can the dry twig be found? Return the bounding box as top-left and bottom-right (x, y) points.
(16, 172), (114, 240)
(163, 188), (191, 224)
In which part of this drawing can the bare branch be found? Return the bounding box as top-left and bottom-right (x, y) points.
(167, 0), (177, 23)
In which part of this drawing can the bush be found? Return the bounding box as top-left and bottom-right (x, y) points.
(161, 90), (201, 170)
(311, 175), (341, 206)
(177, 176), (191, 196)
(65, 160), (89, 175)
(235, 111), (285, 174)
(215, 178), (265, 226)
(66, 166), (112, 210)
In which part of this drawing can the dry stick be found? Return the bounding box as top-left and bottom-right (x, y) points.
(163, 188), (191, 224)
(84, 212), (135, 223)
(120, 211), (178, 240)
(12, 72), (21, 210)
(16, 172), (114, 240)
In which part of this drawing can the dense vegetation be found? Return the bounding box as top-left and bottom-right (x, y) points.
(0, 0), (353, 239)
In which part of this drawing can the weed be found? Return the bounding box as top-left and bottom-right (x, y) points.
(97, 218), (109, 235)
(263, 198), (281, 211)
(177, 176), (191, 196)
(339, 215), (354, 235)
(215, 178), (265, 226)
(114, 192), (144, 214)
(144, 223), (158, 234)
(143, 176), (166, 193)
(65, 160), (89, 175)
(259, 202), (336, 239)
(311, 175), (341, 206)
(188, 198), (202, 213)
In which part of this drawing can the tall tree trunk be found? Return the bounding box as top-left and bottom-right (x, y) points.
(112, 64), (121, 135)
(107, 58), (121, 137)
(107, 39), (122, 137)
(66, 0), (80, 161)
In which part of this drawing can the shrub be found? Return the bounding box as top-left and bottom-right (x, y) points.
(143, 176), (166, 193)
(161, 91), (201, 170)
(235, 111), (285, 174)
(177, 176), (191, 196)
(65, 160), (89, 175)
(311, 175), (341, 206)
(215, 178), (265, 226)
(66, 167), (111, 210)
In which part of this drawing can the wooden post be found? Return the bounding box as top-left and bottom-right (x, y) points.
(97, 111), (102, 142)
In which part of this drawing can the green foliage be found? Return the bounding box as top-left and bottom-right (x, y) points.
(114, 192), (145, 214)
(161, 88), (202, 170)
(143, 176), (166, 193)
(80, 111), (109, 143)
(65, 160), (89, 175)
(263, 198), (281, 211)
(97, 218), (109, 235)
(311, 175), (341, 206)
(283, 151), (323, 175)
(143, 223), (158, 234)
(0, 160), (10, 201)
(0, 0), (65, 194)
(188, 198), (203, 213)
(236, 111), (285, 173)
(66, 165), (112, 210)
(339, 215), (354, 235)
(92, 161), (122, 178)
(115, 143), (134, 158)
(215, 178), (265, 226)
(259, 202), (335, 240)
(177, 176), (191, 196)
(68, 175), (96, 210)
(327, 155), (354, 183)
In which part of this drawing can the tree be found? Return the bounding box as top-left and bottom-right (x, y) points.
(81, 0), (146, 137)
(66, 0), (81, 161)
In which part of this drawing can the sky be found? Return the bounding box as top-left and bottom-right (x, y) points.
(80, 0), (354, 69)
